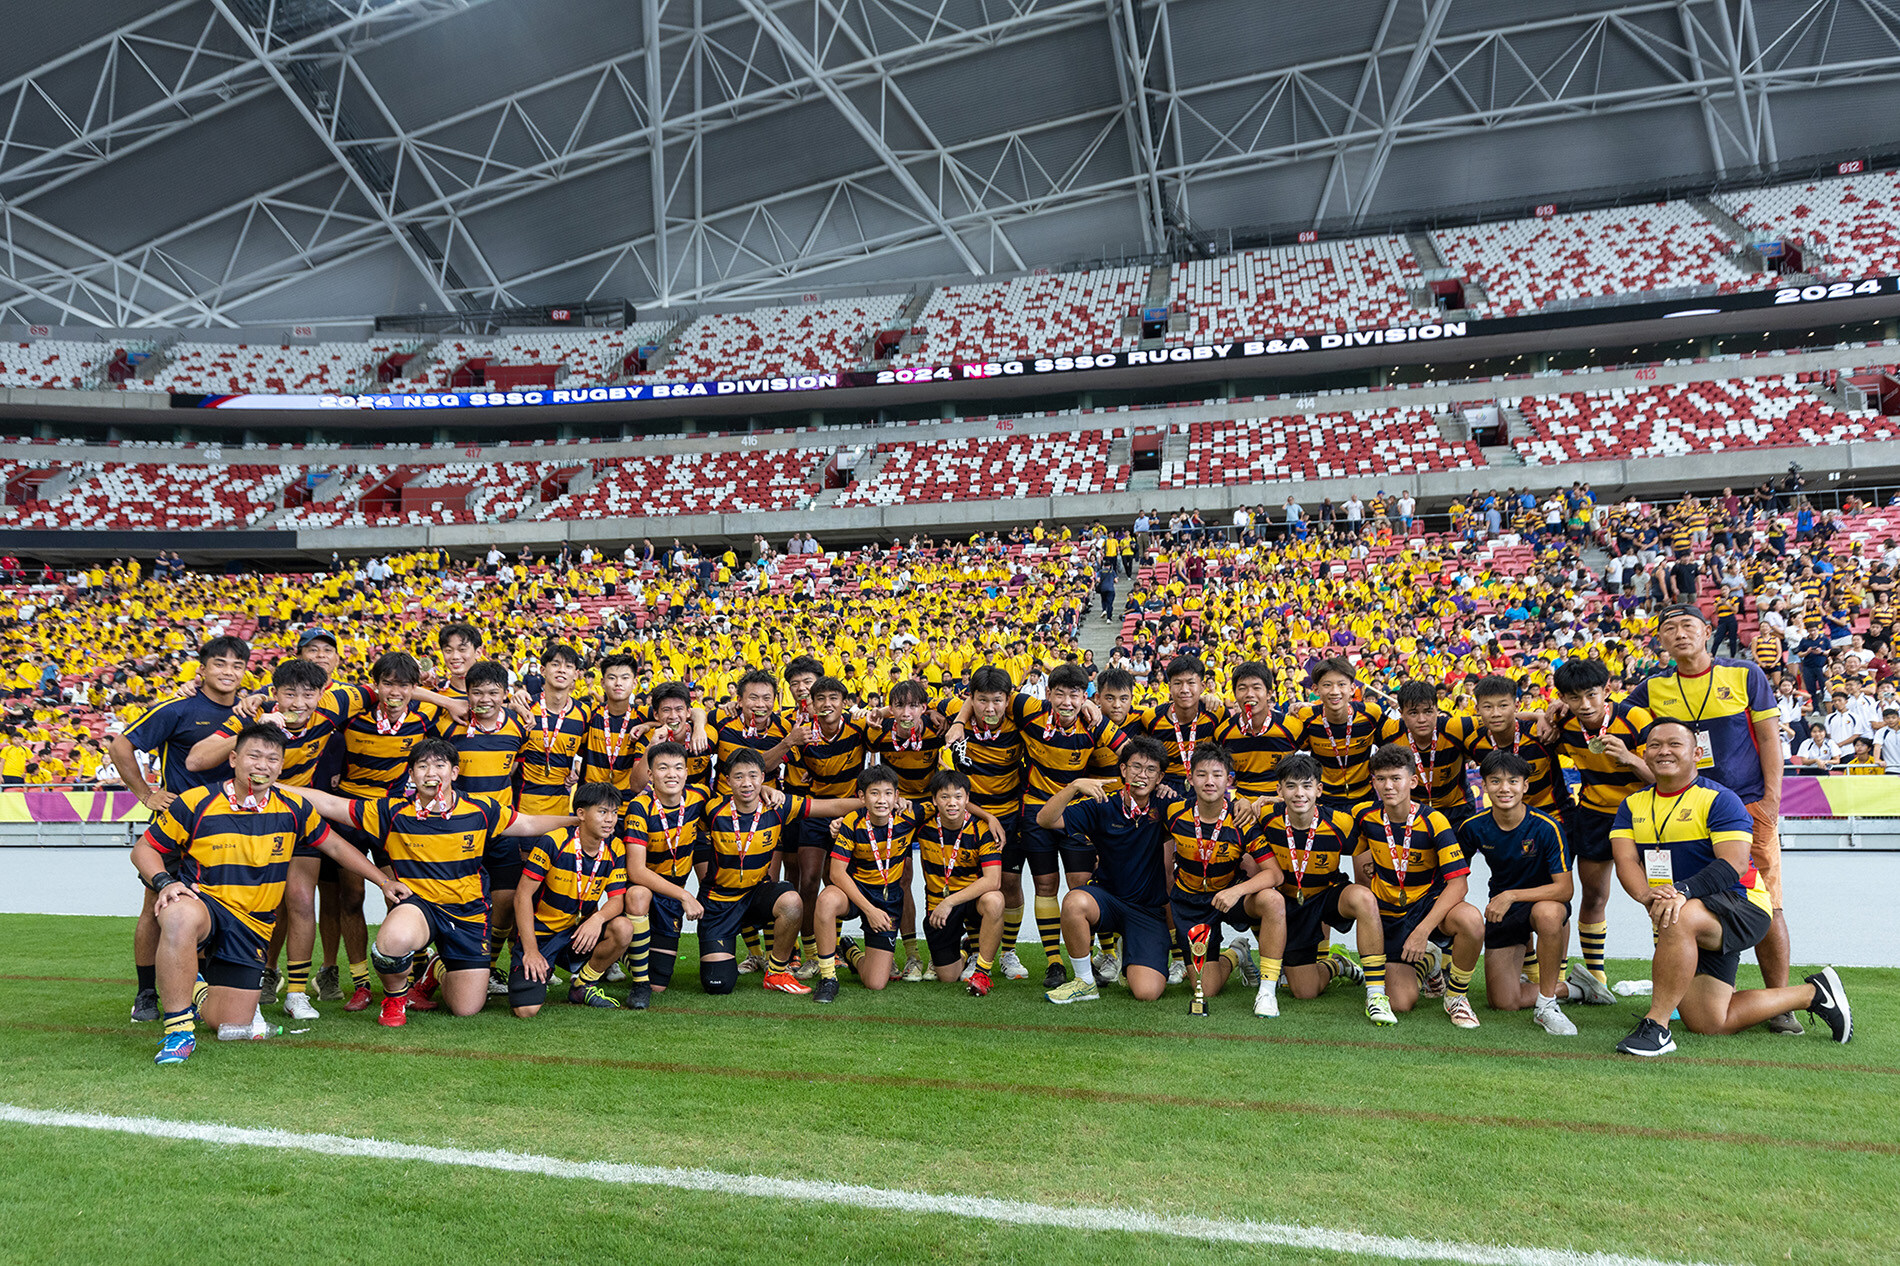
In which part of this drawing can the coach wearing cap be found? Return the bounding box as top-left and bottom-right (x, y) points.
(1626, 602), (1798, 1034)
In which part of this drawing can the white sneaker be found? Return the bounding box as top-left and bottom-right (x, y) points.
(283, 992), (319, 1021)
(1444, 993), (1481, 1029)
(1091, 952), (1121, 985)
(1229, 935), (1260, 987)
(1253, 982), (1279, 1018)
(738, 953), (767, 975)
(999, 949), (1029, 981)
(1567, 961), (1615, 1005)
(959, 957), (979, 983)
(605, 962), (626, 983)
(793, 958), (821, 982)
(1167, 959), (1185, 986)
(1534, 996), (1578, 1036)
(486, 968), (509, 996)
(901, 955), (927, 983)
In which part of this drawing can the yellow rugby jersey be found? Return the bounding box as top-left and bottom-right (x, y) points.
(350, 793), (511, 925)
(1258, 804), (1357, 903)
(1284, 702), (1404, 805)
(1211, 706), (1295, 798)
(829, 808), (920, 889)
(1131, 701), (1223, 784)
(521, 828), (628, 937)
(1010, 694), (1122, 807)
(1553, 701), (1654, 816)
(339, 701), (444, 798)
(1611, 776), (1770, 913)
(866, 720), (945, 797)
(1162, 800), (1267, 896)
(702, 794), (811, 899)
(1469, 722), (1572, 812)
(915, 809), (1001, 905)
(1403, 714), (1484, 815)
(438, 710), (528, 804)
(517, 699), (589, 815)
(942, 708), (1026, 816)
(144, 783), (329, 940)
(1347, 802), (1467, 916)
(1624, 658), (1778, 803)
(621, 785), (711, 883)
(789, 716), (870, 799)
(216, 707), (338, 788)
(580, 704), (647, 796)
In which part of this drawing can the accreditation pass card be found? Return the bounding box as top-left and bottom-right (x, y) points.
(1694, 729), (1714, 768)
(1646, 849), (1674, 886)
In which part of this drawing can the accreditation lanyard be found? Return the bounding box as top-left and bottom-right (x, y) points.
(1190, 804), (1227, 873)
(654, 798), (688, 862)
(1170, 707), (1200, 768)
(573, 841), (607, 906)
(1383, 806), (1419, 886)
(1286, 816), (1318, 901)
(600, 708), (635, 768)
(866, 816), (903, 884)
(538, 701), (573, 765)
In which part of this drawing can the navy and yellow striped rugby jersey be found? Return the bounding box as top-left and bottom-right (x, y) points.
(1468, 722), (1573, 812)
(145, 783), (329, 939)
(350, 793), (510, 925)
(339, 701), (444, 798)
(1553, 701), (1654, 816)
(702, 794), (811, 899)
(1403, 713), (1485, 816)
(1211, 706), (1296, 798)
(1010, 694), (1122, 808)
(713, 709), (793, 793)
(1162, 799), (1268, 896)
(1347, 801), (1468, 916)
(940, 707), (1026, 816)
(915, 808), (1001, 905)
(1612, 776), (1770, 913)
(621, 785), (712, 882)
(829, 808), (921, 889)
(865, 720), (945, 797)
(1455, 807), (1569, 898)
(1131, 701), (1223, 785)
(789, 716), (870, 799)
(437, 709), (527, 804)
(580, 703), (649, 796)
(1257, 804), (1357, 903)
(517, 700), (590, 814)
(214, 707), (339, 788)
(522, 828), (628, 937)
(1284, 702), (1405, 805)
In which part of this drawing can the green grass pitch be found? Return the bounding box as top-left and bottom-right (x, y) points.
(0, 913), (1894, 1265)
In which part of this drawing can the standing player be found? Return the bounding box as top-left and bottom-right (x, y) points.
(1630, 604), (1798, 1034)
(1130, 656), (1221, 793)
(1394, 680), (1485, 821)
(916, 770), (1006, 994)
(1285, 658), (1404, 812)
(785, 676), (871, 974)
(1470, 675), (1572, 815)
(712, 669), (800, 792)
(1254, 755), (1379, 1015)
(509, 781), (634, 1017)
(434, 622), (484, 699)
(1214, 661), (1293, 813)
(285, 740), (579, 1026)
(1161, 745), (1281, 1009)
(1548, 658), (1655, 1004)
(1349, 745), (1485, 1027)
(435, 659), (530, 994)
(1458, 752), (1577, 1036)
(108, 635), (250, 1023)
(517, 643), (590, 816)
(133, 724), (406, 1064)
(582, 654), (648, 806)
(1036, 736), (1172, 1004)
(865, 678), (947, 979)
(943, 666), (1030, 979)
(622, 741), (711, 1008)
(1611, 721), (1851, 1056)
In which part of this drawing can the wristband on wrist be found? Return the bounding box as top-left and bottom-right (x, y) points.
(148, 872), (179, 894)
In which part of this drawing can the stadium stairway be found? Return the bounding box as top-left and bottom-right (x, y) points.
(1689, 195), (1775, 274)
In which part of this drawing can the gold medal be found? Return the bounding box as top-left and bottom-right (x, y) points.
(1587, 738), (1606, 754)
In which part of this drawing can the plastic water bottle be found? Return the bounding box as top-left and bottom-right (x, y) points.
(217, 1007), (283, 1040)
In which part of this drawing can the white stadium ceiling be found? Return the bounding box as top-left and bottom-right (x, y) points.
(2, 0), (1899, 328)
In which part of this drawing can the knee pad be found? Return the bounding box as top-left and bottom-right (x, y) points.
(370, 946), (413, 977)
(701, 959), (737, 995)
(650, 934), (680, 989)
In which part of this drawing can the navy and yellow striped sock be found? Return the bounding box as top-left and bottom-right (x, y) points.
(576, 963), (605, 986)
(285, 958), (311, 997)
(818, 953), (838, 981)
(1447, 963), (1474, 999)
(1003, 905), (1025, 952)
(975, 953), (995, 973)
(349, 960), (371, 992)
(1579, 921), (1609, 985)
(162, 1007), (194, 1037)
(1033, 896), (1063, 967)
(841, 941), (865, 972)
(1363, 953), (1388, 995)
(626, 915), (651, 985)
(767, 952), (791, 975)
(192, 976), (209, 1013)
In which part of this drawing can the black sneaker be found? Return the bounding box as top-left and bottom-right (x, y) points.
(130, 987), (159, 1023)
(813, 977), (840, 1004)
(566, 983), (619, 1008)
(1804, 967), (1853, 1044)
(837, 937), (860, 976)
(626, 983), (653, 1011)
(1042, 961), (1068, 990)
(1615, 1017), (1677, 1057)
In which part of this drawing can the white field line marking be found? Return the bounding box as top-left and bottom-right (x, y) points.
(0, 1102), (1731, 1266)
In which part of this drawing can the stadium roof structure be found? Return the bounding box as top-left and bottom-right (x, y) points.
(2, 0), (1899, 330)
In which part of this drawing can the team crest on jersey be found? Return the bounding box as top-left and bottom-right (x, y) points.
(271, 834), (286, 856)
(462, 833), (477, 852)
(1716, 686), (1735, 701)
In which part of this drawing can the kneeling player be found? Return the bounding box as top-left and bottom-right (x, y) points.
(814, 766), (915, 998)
(510, 782), (635, 1016)
(1612, 721), (1852, 1056)
(917, 770), (1005, 993)
(1457, 752), (1577, 1036)
(132, 724), (407, 1064)
(1163, 744), (1281, 1009)
(1258, 754), (1381, 1014)
(1037, 736), (1173, 1004)
(1349, 744), (1485, 1028)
